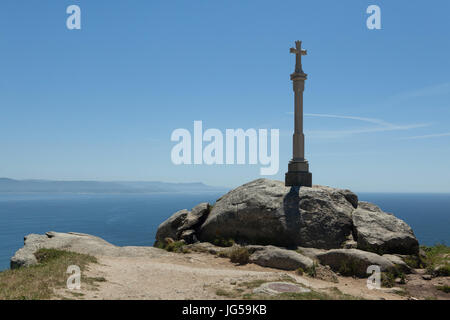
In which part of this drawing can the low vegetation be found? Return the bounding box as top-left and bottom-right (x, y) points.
(337, 260), (363, 277)
(421, 244), (450, 276)
(0, 248), (102, 300)
(212, 237), (235, 247)
(436, 285), (450, 293)
(229, 247), (250, 265)
(156, 239), (190, 253)
(305, 263), (318, 277)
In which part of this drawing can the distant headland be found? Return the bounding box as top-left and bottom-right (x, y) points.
(0, 178), (227, 194)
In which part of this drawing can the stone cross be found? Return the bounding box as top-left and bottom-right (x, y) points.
(290, 40), (307, 74)
(285, 40), (312, 187)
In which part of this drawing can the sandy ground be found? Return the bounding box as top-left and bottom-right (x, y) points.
(55, 250), (413, 300)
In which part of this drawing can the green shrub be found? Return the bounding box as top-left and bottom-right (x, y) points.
(306, 263), (317, 277)
(213, 237), (235, 247)
(381, 272), (395, 288)
(229, 247), (250, 265)
(165, 241), (189, 253)
(295, 267), (304, 276)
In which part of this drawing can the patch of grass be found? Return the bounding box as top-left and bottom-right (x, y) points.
(215, 289), (238, 298)
(67, 291), (85, 297)
(392, 288), (409, 297)
(277, 291), (331, 300)
(381, 272), (395, 288)
(158, 240), (190, 253)
(229, 247), (250, 265)
(305, 263), (318, 277)
(213, 237), (235, 247)
(0, 248), (100, 300)
(327, 287), (362, 300)
(436, 285), (450, 294)
(295, 267), (304, 276)
(403, 255), (424, 269)
(381, 268), (405, 288)
(238, 279), (269, 289)
(166, 241), (189, 253)
(421, 244), (450, 276)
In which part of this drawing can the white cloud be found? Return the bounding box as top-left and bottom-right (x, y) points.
(399, 132), (450, 140)
(298, 113), (431, 139)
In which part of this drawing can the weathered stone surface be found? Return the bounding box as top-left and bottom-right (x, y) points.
(198, 179), (356, 249)
(316, 248), (395, 277)
(382, 254), (412, 273)
(295, 247), (326, 261)
(155, 203), (210, 244)
(352, 206), (419, 255)
(249, 246), (314, 270)
(357, 201), (382, 213)
(155, 209), (189, 243)
(253, 282), (311, 295)
(180, 202), (210, 231)
(11, 231), (166, 269)
(10, 234), (48, 269)
(186, 242), (222, 255)
(179, 229), (197, 244)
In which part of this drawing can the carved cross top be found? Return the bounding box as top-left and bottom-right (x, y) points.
(290, 40), (307, 73)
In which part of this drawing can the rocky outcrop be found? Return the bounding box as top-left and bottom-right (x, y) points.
(153, 178), (420, 270)
(155, 203), (210, 245)
(198, 179), (357, 249)
(249, 246), (314, 270)
(11, 231), (166, 269)
(316, 248), (395, 277)
(352, 203), (419, 255)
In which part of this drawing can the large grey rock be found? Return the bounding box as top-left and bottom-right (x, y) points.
(198, 179), (357, 249)
(155, 209), (189, 242)
(316, 248), (395, 277)
(249, 246), (314, 270)
(11, 231), (166, 269)
(352, 204), (419, 255)
(155, 203), (210, 244)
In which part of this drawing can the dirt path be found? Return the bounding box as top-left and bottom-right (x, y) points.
(56, 251), (406, 300)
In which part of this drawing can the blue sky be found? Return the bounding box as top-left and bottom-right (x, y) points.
(1, 0), (449, 192)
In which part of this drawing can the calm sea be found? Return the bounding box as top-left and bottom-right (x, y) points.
(0, 192), (449, 271)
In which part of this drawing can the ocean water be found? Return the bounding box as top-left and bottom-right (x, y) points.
(0, 192), (449, 271)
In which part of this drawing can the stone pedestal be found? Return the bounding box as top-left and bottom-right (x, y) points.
(285, 161), (312, 187)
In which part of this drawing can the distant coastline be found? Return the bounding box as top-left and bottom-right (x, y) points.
(0, 178), (228, 194)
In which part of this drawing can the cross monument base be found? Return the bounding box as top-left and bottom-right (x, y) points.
(285, 160), (312, 187)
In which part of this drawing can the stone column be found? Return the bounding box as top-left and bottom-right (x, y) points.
(285, 41), (312, 187)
